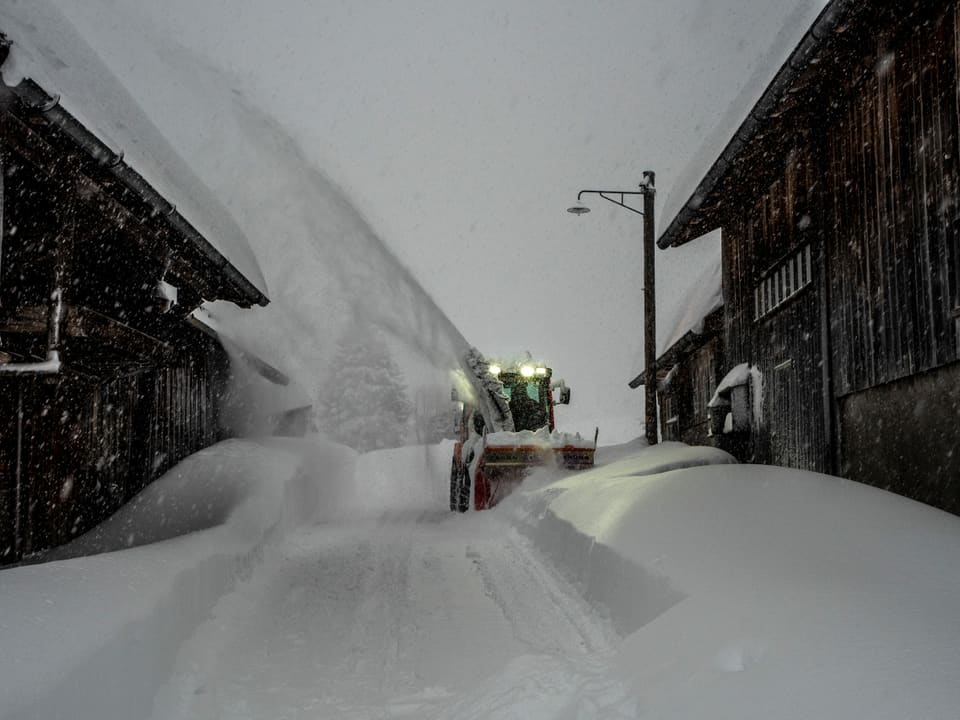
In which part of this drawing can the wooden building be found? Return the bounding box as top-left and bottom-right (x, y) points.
(649, 305), (725, 447)
(0, 37), (269, 562)
(657, 0), (960, 513)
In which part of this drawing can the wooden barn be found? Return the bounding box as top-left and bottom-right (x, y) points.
(0, 36), (269, 562)
(649, 305), (725, 447)
(657, 0), (960, 513)
(631, 248), (725, 448)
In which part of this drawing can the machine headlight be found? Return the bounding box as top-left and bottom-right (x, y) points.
(520, 365), (535, 377)
(535, 367), (547, 375)
(488, 364), (501, 375)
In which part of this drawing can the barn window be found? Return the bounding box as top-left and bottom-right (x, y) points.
(754, 244), (813, 320)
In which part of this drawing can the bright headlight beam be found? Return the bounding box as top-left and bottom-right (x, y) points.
(520, 365), (535, 377)
(535, 367), (547, 375)
(488, 364), (501, 375)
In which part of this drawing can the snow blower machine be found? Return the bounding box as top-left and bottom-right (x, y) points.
(449, 350), (598, 511)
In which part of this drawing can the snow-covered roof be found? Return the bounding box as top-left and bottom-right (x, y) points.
(0, 0), (268, 304)
(658, 0), (834, 248)
(656, 230), (722, 358)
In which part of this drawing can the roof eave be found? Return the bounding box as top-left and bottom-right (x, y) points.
(657, 0), (853, 250)
(6, 77), (269, 308)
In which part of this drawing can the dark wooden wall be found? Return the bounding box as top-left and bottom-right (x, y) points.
(826, 5), (960, 396)
(0, 77), (237, 563)
(715, 1), (960, 505)
(658, 332), (723, 447)
(723, 142), (828, 470)
(0, 336), (228, 561)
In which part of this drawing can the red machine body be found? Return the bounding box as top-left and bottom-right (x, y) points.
(450, 361), (596, 511)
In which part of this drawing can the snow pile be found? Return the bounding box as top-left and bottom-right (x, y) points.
(486, 426), (597, 450)
(37, 440), (307, 560)
(500, 445), (960, 719)
(312, 441), (452, 520)
(3, 438), (960, 719)
(0, 437), (353, 720)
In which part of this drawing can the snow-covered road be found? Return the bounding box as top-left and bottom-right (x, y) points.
(152, 509), (618, 720)
(6, 438), (960, 720)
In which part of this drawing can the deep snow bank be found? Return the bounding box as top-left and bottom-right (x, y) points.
(320, 440), (454, 519)
(506, 442), (960, 719)
(0, 437), (354, 720)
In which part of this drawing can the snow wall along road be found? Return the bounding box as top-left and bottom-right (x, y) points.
(0, 437), (458, 720)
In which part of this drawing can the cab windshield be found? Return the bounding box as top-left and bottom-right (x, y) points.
(502, 375), (549, 431)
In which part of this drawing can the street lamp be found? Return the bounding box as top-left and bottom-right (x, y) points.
(567, 170), (658, 446)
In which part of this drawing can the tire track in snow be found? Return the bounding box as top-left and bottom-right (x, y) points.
(341, 516), (417, 692)
(152, 511), (620, 720)
(465, 527), (618, 660)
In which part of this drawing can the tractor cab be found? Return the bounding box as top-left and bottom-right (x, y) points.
(491, 363), (556, 432)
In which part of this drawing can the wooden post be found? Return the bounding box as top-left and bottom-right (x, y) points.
(643, 171), (658, 446)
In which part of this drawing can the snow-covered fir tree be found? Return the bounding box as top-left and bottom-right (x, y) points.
(317, 327), (413, 452)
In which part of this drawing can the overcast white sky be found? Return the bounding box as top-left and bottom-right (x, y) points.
(47, 0), (823, 438)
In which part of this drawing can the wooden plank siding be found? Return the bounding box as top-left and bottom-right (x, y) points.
(0, 61), (257, 562)
(657, 1), (960, 509)
(705, 1), (960, 499)
(722, 141), (827, 470)
(686, 337), (722, 444)
(656, 312), (724, 448)
(0, 336), (228, 560)
(826, 6), (960, 397)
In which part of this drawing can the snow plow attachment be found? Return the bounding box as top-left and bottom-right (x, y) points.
(452, 428), (598, 511)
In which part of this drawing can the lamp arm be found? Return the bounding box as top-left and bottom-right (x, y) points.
(576, 189), (648, 216)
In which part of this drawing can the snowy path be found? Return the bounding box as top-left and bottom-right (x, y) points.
(151, 509), (619, 720)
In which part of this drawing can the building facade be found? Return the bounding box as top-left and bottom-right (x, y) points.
(657, 1), (960, 513)
(0, 37), (268, 561)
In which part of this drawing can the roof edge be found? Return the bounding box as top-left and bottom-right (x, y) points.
(628, 304), (725, 389)
(6, 76), (269, 308)
(657, 0), (853, 249)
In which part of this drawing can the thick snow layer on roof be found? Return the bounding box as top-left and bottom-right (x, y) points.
(657, 229), (722, 356)
(0, 0), (266, 296)
(659, 0), (829, 234)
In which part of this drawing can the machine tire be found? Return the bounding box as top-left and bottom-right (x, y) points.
(449, 459), (459, 511)
(449, 459), (470, 513)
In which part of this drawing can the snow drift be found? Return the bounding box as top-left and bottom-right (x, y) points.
(501, 446), (960, 719)
(0, 437), (352, 720)
(3, 437), (960, 720)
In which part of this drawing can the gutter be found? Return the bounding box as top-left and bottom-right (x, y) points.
(657, 0), (854, 249)
(7, 79), (268, 308)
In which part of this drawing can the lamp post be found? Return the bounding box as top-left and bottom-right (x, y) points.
(567, 171), (658, 446)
